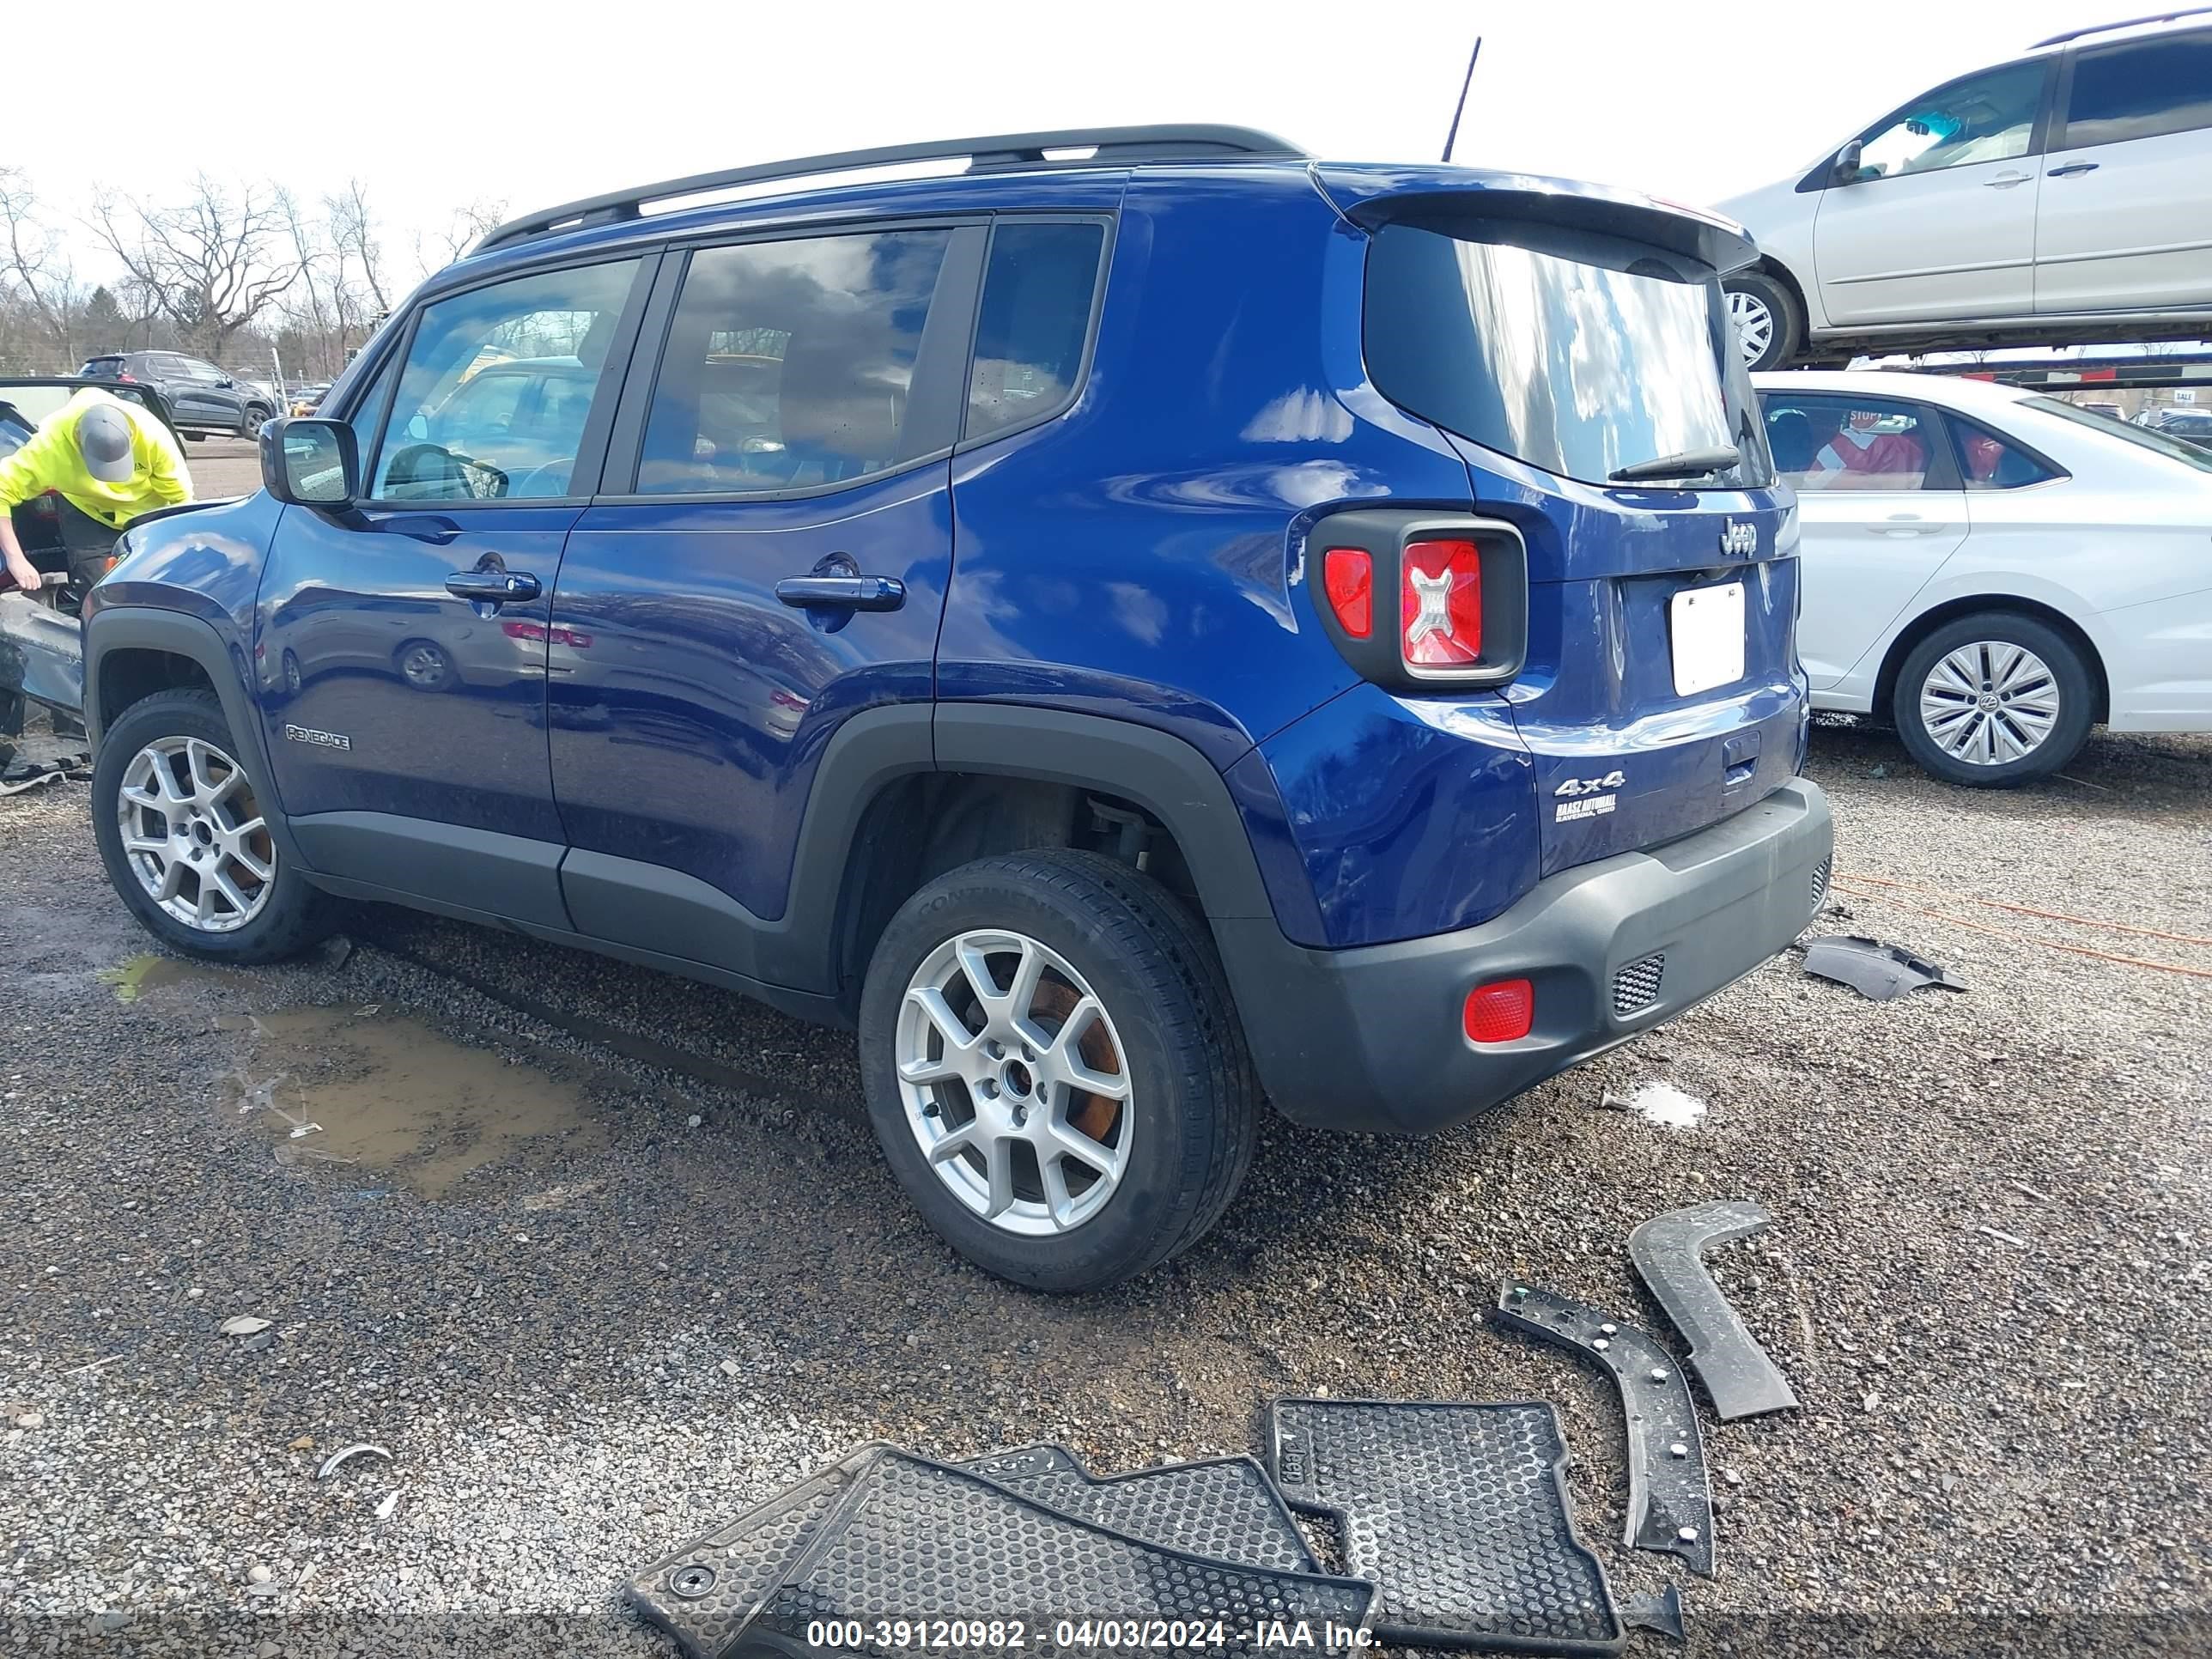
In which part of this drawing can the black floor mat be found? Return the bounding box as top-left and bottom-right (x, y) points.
(746, 1447), (1375, 1656)
(1267, 1397), (1624, 1656)
(624, 1445), (880, 1659)
(959, 1443), (1318, 1571)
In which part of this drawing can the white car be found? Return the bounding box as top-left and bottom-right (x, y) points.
(1754, 369), (2212, 784)
(1717, 13), (2212, 371)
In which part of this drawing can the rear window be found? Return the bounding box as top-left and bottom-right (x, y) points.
(2027, 395), (2212, 474)
(1364, 221), (1771, 489)
(81, 357), (126, 377)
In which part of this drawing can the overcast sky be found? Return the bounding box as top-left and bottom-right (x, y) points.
(9, 0), (2108, 283)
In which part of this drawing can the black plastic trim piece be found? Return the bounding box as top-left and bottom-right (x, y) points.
(1491, 1281), (1717, 1577)
(1303, 507), (1529, 692)
(82, 606), (310, 873)
(932, 704), (1275, 921)
(1628, 1200), (1800, 1423)
(287, 812), (571, 932)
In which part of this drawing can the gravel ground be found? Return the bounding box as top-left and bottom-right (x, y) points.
(3, 713), (2209, 1658)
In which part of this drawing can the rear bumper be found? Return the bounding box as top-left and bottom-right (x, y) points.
(1216, 778), (1832, 1133)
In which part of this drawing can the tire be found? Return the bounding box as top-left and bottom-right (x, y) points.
(91, 688), (333, 962)
(240, 405), (271, 438)
(1724, 270), (1802, 373)
(1892, 612), (2094, 787)
(182, 431), (206, 444)
(858, 848), (1259, 1292)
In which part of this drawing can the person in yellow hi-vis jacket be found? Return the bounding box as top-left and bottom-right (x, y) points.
(0, 387), (193, 593)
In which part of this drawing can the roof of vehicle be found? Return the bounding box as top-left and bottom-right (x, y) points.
(1753, 368), (2038, 412)
(2027, 5), (2212, 50)
(438, 125), (1758, 293)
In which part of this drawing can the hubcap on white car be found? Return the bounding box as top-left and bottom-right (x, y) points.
(1918, 641), (2061, 765)
(895, 928), (1132, 1237)
(1728, 289), (1774, 365)
(116, 736), (276, 932)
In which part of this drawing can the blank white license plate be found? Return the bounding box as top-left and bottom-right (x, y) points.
(1669, 581), (1746, 696)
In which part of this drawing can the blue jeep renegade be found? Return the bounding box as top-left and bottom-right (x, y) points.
(82, 126), (1832, 1291)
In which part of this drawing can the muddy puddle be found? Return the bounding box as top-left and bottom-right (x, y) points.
(217, 1008), (604, 1197)
(111, 953), (609, 1198)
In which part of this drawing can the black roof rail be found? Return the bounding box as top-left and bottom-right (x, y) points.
(471, 125), (1309, 254)
(2031, 5), (2212, 46)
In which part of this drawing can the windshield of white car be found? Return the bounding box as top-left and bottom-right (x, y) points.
(2026, 397), (2212, 476)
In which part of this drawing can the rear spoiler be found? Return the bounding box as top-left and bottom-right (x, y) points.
(1311, 162), (1760, 276)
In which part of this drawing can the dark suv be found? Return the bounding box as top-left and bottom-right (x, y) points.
(78, 351), (276, 440)
(78, 127), (1832, 1291)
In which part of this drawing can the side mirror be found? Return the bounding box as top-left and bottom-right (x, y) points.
(1832, 139), (1865, 185)
(261, 417), (360, 508)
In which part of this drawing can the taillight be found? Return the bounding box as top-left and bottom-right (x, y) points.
(1322, 548), (1373, 638)
(1463, 978), (1534, 1042)
(1309, 510), (1528, 692)
(1400, 538), (1482, 671)
(115, 371), (135, 382)
(501, 620), (547, 642)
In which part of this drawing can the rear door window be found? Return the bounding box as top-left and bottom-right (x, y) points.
(635, 228), (957, 495)
(1366, 220), (1770, 489)
(1945, 416), (2063, 489)
(2060, 32), (2212, 148)
(1759, 392), (1952, 491)
(370, 258), (643, 501)
(964, 221), (1106, 441)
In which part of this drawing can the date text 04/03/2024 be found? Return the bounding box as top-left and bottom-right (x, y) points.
(799, 1619), (1374, 1650)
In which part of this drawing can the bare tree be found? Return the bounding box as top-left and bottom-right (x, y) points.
(411, 197), (507, 283)
(90, 175), (302, 356)
(327, 179), (392, 318)
(0, 168), (90, 366)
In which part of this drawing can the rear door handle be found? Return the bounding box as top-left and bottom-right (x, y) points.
(2048, 161), (2100, 178)
(445, 569), (541, 604)
(775, 574), (906, 611)
(1984, 172), (2033, 188)
(1868, 517), (1951, 537)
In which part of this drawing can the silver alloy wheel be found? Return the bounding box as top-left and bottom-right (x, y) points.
(895, 928), (1133, 1237)
(1918, 641), (2062, 765)
(1728, 288), (1774, 366)
(115, 736), (276, 933)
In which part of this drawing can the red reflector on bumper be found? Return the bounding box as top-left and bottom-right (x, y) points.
(1463, 977), (1534, 1043)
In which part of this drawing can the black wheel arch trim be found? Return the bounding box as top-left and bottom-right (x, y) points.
(84, 605), (310, 872)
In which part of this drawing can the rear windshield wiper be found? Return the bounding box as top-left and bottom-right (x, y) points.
(1609, 445), (1741, 483)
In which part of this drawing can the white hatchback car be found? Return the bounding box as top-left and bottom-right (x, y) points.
(1717, 13), (2212, 370)
(1754, 369), (2212, 785)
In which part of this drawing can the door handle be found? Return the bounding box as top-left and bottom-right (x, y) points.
(2048, 161), (2100, 178)
(1984, 172), (2033, 188)
(445, 569), (541, 604)
(775, 574), (906, 611)
(1867, 518), (1948, 537)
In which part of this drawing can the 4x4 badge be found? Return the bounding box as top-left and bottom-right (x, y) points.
(1719, 520), (1758, 557)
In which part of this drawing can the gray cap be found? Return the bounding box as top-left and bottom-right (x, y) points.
(76, 404), (135, 484)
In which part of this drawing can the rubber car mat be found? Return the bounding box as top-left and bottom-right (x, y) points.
(1266, 1397), (1624, 1655)
(625, 1444), (883, 1659)
(743, 1447), (1375, 1656)
(960, 1443), (1319, 1571)
(1491, 1283), (1717, 1578)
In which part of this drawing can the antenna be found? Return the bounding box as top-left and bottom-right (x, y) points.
(1442, 33), (1483, 162)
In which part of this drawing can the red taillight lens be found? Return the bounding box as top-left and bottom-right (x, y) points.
(501, 620), (548, 642)
(115, 370), (135, 382)
(1463, 977), (1534, 1043)
(1401, 538), (1483, 671)
(1322, 547), (1373, 639)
